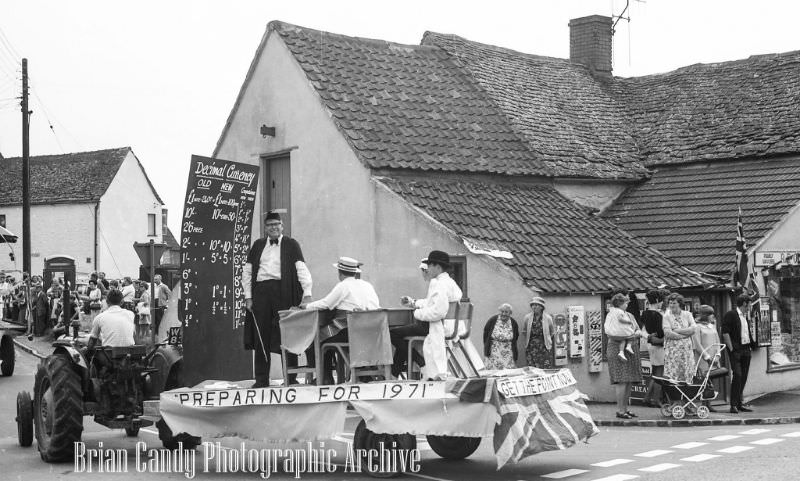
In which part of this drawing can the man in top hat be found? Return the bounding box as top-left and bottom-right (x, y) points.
(391, 250), (462, 379)
(243, 211), (313, 388)
(302, 256), (380, 384)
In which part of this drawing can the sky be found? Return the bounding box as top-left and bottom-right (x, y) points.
(1, 0), (798, 235)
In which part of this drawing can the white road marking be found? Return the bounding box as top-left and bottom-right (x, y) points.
(141, 428), (158, 436)
(750, 438), (785, 445)
(638, 463), (681, 473)
(591, 459), (634, 467)
(781, 432), (800, 438)
(708, 434), (740, 441)
(739, 428), (770, 435)
(542, 469), (590, 479)
(681, 453), (721, 462)
(717, 445), (755, 453)
(672, 441), (707, 449)
(587, 475), (639, 481)
(635, 449), (672, 458)
(331, 434), (352, 443)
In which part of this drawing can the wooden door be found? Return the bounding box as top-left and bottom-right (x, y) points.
(262, 155), (291, 236)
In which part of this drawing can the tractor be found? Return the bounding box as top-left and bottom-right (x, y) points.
(16, 331), (189, 462)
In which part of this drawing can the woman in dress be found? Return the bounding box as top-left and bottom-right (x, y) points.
(483, 303), (518, 370)
(662, 292), (697, 383)
(523, 297), (554, 369)
(605, 292), (644, 419)
(87, 279), (102, 325)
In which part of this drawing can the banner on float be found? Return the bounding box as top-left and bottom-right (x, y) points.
(496, 370), (577, 399)
(165, 381), (447, 407)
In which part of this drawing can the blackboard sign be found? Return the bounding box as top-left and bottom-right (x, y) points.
(180, 155), (259, 385)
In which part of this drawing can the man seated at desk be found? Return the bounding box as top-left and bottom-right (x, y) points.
(301, 256), (380, 384)
(86, 289), (135, 350)
(391, 250), (462, 380)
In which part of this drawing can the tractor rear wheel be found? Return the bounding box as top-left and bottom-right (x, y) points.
(0, 334), (14, 376)
(34, 354), (84, 462)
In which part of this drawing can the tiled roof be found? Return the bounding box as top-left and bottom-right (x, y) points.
(422, 33), (648, 179)
(271, 21), (548, 176)
(610, 51), (800, 166)
(163, 227), (180, 250)
(379, 177), (709, 294)
(604, 157), (800, 275)
(0, 147), (163, 206)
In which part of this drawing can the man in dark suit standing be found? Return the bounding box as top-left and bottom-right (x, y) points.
(243, 212), (312, 388)
(722, 293), (757, 413)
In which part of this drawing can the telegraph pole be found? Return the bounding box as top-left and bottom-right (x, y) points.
(21, 58), (31, 274)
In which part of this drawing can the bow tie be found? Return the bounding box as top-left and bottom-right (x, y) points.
(269, 238), (279, 246)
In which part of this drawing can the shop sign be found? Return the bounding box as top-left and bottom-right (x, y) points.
(755, 251), (800, 266)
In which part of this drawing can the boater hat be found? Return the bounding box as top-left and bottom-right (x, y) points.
(333, 257), (362, 274)
(418, 258), (428, 270)
(422, 250), (450, 268)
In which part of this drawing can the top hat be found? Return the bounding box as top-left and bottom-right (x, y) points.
(333, 256), (362, 274)
(265, 211), (282, 222)
(422, 250), (450, 268)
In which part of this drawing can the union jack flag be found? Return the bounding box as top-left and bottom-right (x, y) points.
(491, 373), (598, 468)
(734, 207), (749, 287)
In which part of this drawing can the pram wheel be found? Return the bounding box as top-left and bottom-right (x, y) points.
(660, 403), (673, 417)
(696, 405), (709, 419)
(671, 404), (686, 419)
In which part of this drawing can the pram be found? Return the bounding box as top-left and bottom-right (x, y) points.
(651, 343), (729, 419)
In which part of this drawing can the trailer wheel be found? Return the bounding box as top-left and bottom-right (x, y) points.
(34, 355), (84, 462)
(1, 334), (14, 376)
(156, 418), (200, 450)
(354, 419), (417, 478)
(426, 435), (482, 460)
(16, 391), (33, 447)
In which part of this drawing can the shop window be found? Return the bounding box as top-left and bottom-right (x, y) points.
(147, 213), (157, 236)
(766, 269), (800, 372)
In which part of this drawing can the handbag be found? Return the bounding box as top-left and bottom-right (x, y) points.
(90, 301), (101, 310)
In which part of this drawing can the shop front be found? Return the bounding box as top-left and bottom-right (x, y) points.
(758, 251), (800, 372)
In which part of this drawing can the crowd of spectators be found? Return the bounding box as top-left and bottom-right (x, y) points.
(0, 270), (171, 343)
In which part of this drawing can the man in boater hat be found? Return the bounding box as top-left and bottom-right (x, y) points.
(302, 256), (380, 384)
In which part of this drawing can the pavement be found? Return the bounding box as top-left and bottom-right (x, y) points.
(6, 322), (800, 428)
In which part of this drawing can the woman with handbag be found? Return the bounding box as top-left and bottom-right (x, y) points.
(87, 279), (102, 325)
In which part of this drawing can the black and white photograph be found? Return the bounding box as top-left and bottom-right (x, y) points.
(1, 1), (799, 480)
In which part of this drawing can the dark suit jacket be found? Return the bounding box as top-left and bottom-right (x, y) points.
(243, 235), (305, 351)
(721, 308), (756, 351)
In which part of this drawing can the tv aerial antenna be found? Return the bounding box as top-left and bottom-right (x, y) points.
(612, 0), (646, 67)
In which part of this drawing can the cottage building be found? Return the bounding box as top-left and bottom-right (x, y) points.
(212, 18), (716, 400)
(0, 147), (169, 279)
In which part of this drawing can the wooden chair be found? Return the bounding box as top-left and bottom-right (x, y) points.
(405, 301), (459, 380)
(452, 301), (480, 377)
(279, 310), (324, 385)
(321, 310), (394, 383)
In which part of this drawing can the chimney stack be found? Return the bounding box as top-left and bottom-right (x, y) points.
(569, 15), (613, 78)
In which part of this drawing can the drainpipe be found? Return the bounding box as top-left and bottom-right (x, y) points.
(94, 201), (99, 271)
